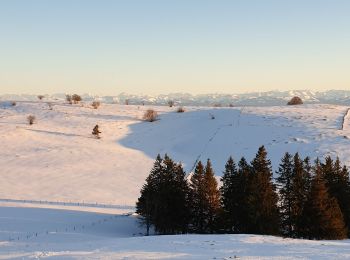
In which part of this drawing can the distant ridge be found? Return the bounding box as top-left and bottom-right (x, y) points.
(1, 90), (350, 106)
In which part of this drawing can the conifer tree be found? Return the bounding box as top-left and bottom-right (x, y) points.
(136, 154), (163, 235)
(92, 125), (101, 138)
(289, 153), (310, 238)
(203, 159), (221, 233)
(220, 156), (239, 232)
(301, 159), (347, 240)
(190, 161), (206, 233)
(276, 152), (294, 236)
(136, 154), (190, 235)
(322, 156), (350, 236)
(190, 159), (220, 233)
(248, 146), (280, 235)
(236, 157), (253, 233)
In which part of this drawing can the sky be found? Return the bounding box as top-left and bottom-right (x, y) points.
(0, 0), (350, 95)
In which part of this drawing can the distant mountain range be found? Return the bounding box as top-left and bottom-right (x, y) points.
(1, 90), (350, 106)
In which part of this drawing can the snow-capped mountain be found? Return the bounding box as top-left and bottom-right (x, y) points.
(1, 90), (350, 106)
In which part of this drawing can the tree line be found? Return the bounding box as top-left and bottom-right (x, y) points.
(136, 146), (350, 240)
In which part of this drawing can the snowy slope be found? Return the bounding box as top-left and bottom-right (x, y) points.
(1, 101), (350, 259)
(1, 101), (350, 206)
(1, 206), (350, 259)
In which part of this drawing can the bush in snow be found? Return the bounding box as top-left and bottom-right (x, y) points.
(11, 101), (16, 106)
(72, 94), (82, 104)
(168, 100), (174, 107)
(125, 99), (129, 105)
(287, 96), (303, 105)
(143, 109), (158, 122)
(27, 115), (36, 125)
(37, 95), (44, 100)
(66, 94), (72, 104)
(91, 101), (101, 109)
(177, 106), (185, 113)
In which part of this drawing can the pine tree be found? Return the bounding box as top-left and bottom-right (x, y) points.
(236, 157), (253, 233)
(301, 160), (347, 240)
(136, 154), (190, 235)
(190, 159), (220, 233)
(220, 157), (239, 232)
(136, 154), (163, 235)
(276, 152), (294, 236)
(248, 146), (280, 235)
(322, 156), (350, 236)
(203, 159), (221, 233)
(92, 125), (101, 138)
(190, 161), (206, 233)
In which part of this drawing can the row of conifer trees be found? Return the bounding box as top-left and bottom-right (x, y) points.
(136, 146), (350, 240)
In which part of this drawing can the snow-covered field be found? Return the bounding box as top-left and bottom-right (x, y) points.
(2, 206), (350, 259)
(1, 100), (350, 258)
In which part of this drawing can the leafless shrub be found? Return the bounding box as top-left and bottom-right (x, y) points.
(287, 96), (303, 105)
(177, 106), (185, 113)
(125, 99), (129, 105)
(143, 109), (158, 122)
(72, 94), (82, 104)
(27, 115), (36, 125)
(229, 103), (234, 107)
(37, 95), (44, 100)
(168, 100), (174, 107)
(66, 94), (72, 104)
(11, 101), (16, 106)
(213, 103), (222, 107)
(92, 101), (101, 109)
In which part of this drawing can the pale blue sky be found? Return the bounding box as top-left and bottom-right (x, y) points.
(0, 0), (349, 95)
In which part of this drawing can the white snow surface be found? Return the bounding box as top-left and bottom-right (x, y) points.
(1, 206), (350, 259)
(1, 101), (350, 258)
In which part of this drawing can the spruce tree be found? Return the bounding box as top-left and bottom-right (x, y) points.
(136, 154), (163, 235)
(190, 161), (206, 233)
(322, 156), (350, 236)
(220, 156), (239, 232)
(248, 146), (280, 235)
(301, 160), (347, 240)
(289, 153), (310, 238)
(276, 152), (294, 236)
(136, 154), (190, 235)
(204, 159), (221, 233)
(190, 159), (220, 233)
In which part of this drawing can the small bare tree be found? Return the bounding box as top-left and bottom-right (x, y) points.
(177, 106), (185, 113)
(72, 94), (82, 104)
(27, 115), (36, 125)
(168, 100), (174, 107)
(66, 94), (72, 104)
(143, 109), (158, 122)
(92, 125), (101, 138)
(91, 101), (101, 109)
(37, 95), (44, 100)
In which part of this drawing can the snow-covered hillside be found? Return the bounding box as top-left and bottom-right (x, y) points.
(1, 100), (350, 258)
(1, 101), (350, 206)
